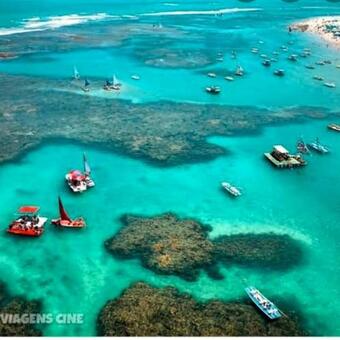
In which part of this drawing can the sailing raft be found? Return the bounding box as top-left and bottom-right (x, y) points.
(52, 197), (86, 228)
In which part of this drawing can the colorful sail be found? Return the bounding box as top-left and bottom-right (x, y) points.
(58, 197), (71, 222)
(83, 153), (91, 174)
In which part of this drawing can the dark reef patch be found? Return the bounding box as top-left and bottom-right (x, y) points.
(214, 233), (304, 270)
(105, 213), (214, 281)
(0, 73), (337, 168)
(97, 282), (306, 336)
(105, 213), (306, 280)
(0, 282), (42, 336)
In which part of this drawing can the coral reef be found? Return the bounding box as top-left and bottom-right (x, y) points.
(105, 213), (214, 281)
(0, 282), (42, 336)
(214, 233), (304, 270)
(97, 282), (305, 336)
(105, 213), (305, 280)
(0, 73), (337, 167)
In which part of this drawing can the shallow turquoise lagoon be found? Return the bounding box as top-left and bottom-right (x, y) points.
(0, 118), (339, 335)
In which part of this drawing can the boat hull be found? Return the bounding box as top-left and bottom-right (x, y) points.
(52, 218), (86, 228)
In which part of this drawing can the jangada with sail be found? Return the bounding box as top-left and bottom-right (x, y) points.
(52, 197), (86, 228)
(65, 153), (95, 193)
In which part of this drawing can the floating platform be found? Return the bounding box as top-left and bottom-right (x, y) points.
(264, 145), (306, 168)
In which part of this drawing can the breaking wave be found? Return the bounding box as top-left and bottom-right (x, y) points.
(0, 13), (112, 36)
(142, 7), (262, 17)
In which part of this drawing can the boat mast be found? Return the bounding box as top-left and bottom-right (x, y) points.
(83, 153), (91, 175)
(58, 196), (71, 222)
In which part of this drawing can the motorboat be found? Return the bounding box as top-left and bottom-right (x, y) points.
(221, 182), (241, 197)
(7, 206), (47, 237)
(262, 59), (271, 67)
(327, 123), (340, 132)
(274, 69), (285, 77)
(206, 86), (221, 94)
(308, 138), (329, 154)
(324, 82), (336, 88)
(245, 287), (282, 320)
(224, 76), (234, 81)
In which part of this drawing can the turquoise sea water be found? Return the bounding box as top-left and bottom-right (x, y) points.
(0, 0), (340, 336)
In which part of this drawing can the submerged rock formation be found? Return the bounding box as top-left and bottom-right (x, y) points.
(0, 282), (42, 336)
(214, 233), (304, 269)
(0, 73), (337, 167)
(105, 213), (214, 281)
(97, 282), (305, 336)
(105, 213), (305, 280)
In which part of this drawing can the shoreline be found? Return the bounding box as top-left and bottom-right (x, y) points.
(289, 16), (340, 49)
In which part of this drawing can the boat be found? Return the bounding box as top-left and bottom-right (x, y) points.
(82, 78), (90, 92)
(272, 51), (279, 56)
(324, 60), (332, 65)
(245, 287), (282, 320)
(7, 206), (47, 237)
(73, 66), (80, 80)
(328, 123), (340, 132)
(216, 57), (224, 62)
(51, 197), (86, 228)
(131, 74), (140, 80)
(251, 48), (259, 54)
(207, 72), (216, 78)
(65, 170), (87, 193)
(205, 86), (221, 94)
(221, 182), (241, 197)
(111, 75), (122, 90)
(264, 145), (306, 168)
(235, 65), (244, 76)
(324, 82), (336, 88)
(308, 138), (329, 154)
(287, 54), (298, 62)
(103, 79), (113, 91)
(274, 69), (285, 77)
(83, 153), (95, 188)
(262, 59), (271, 67)
(224, 76), (234, 81)
(231, 51), (237, 59)
(296, 137), (310, 154)
(260, 54), (268, 59)
(305, 65), (315, 70)
(313, 75), (324, 81)
(316, 61), (326, 66)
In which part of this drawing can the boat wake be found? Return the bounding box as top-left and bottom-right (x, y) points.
(142, 7), (262, 17)
(0, 13), (113, 36)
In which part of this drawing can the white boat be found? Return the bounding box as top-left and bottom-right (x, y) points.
(207, 72), (216, 78)
(112, 75), (122, 90)
(251, 48), (259, 54)
(324, 82), (336, 88)
(245, 287), (282, 320)
(65, 171), (87, 193)
(131, 75), (140, 80)
(313, 75), (324, 81)
(235, 66), (244, 76)
(73, 66), (80, 80)
(308, 138), (329, 154)
(224, 76), (234, 81)
(221, 182), (241, 197)
(83, 153), (95, 188)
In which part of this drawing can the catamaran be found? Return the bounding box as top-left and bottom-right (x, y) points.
(245, 287), (282, 320)
(73, 66), (80, 80)
(274, 69), (285, 77)
(296, 137), (310, 154)
(206, 86), (221, 94)
(235, 65), (244, 76)
(324, 82), (336, 88)
(82, 78), (90, 92)
(221, 182), (241, 197)
(65, 153), (95, 192)
(7, 206), (47, 237)
(52, 197), (86, 228)
(111, 75), (122, 90)
(308, 138), (329, 154)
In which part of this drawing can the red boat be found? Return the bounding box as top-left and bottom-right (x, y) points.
(51, 197), (86, 228)
(7, 206), (47, 237)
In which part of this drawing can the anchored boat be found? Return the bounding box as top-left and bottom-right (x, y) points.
(82, 78), (90, 92)
(245, 287), (282, 320)
(235, 65), (244, 76)
(221, 182), (241, 197)
(73, 66), (80, 80)
(274, 69), (285, 77)
(7, 206), (47, 237)
(308, 138), (329, 154)
(328, 123), (340, 132)
(65, 153), (95, 193)
(206, 86), (221, 94)
(52, 197), (86, 228)
(296, 137), (310, 154)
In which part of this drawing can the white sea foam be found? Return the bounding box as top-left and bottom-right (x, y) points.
(142, 7), (262, 17)
(0, 13), (112, 36)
